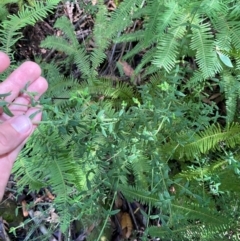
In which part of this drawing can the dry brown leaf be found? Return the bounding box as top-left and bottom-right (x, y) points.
(120, 212), (133, 238)
(86, 223), (95, 234)
(45, 188), (55, 200)
(64, 1), (74, 23)
(209, 93), (221, 100)
(169, 185), (176, 194)
(118, 61), (134, 77)
(21, 200), (29, 217)
(47, 209), (60, 223)
(34, 197), (44, 205)
(107, 0), (117, 11)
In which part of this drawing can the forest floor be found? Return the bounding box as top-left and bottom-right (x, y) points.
(0, 1), (227, 241)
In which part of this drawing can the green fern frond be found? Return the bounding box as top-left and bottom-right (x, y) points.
(199, 0), (228, 19)
(186, 70), (206, 92)
(40, 36), (76, 54)
(90, 2), (109, 72)
(148, 221), (235, 241)
(172, 202), (227, 225)
(118, 184), (160, 206)
(115, 30), (145, 44)
(212, 6), (240, 52)
(183, 123), (240, 157)
(47, 156), (77, 231)
(228, 21), (240, 49)
(153, 14), (188, 72)
(109, 0), (142, 36)
(163, 123), (240, 160)
(13, 156), (45, 191)
(41, 16), (91, 78)
(91, 0), (143, 74)
(130, 155), (151, 188)
(237, 57), (240, 71)
(221, 71), (240, 122)
(190, 18), (222, 79)
(14, 126), (86, 231)
(73, 49), (91, 79)
(0, 0), (60, 55)
(177, 159), (227, 181)
(39, 16), (81, 59)
(142, 0), (161, 45)
(78, 77), (138, 107)
(156, 0), (179, 33)
(0, 4), (9, 21)
(117, 1), (188, 74)
(214, 17), (232, 51)
(53, 16), (79, 48)
(38, 61), (80, 108)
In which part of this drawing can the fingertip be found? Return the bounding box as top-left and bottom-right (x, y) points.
(20, 76), (48, 101)
(2, 61), (42, 97)
(20, 61), (42, 77)
(0, 52), (10, 73)
(38, 76), (49, 94)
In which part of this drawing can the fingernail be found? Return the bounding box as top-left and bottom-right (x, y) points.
(9, 115), (32, 133)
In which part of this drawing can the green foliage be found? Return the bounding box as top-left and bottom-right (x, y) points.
(116, 0), (240, 121)
(1, 0), (240, 240)
(163, 123), (240, 160)
(0, 0), (60, 57)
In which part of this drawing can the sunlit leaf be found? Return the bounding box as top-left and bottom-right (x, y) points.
(217, 51), (233, 68)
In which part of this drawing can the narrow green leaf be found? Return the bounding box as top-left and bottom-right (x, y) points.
(3, 105), (14, 117)
(29, 109), (41, 120)
(101, 126), (107, 137)
(0, 92), (11, 98)
(107, 209), (120, 215)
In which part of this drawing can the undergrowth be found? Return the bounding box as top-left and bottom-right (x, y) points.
(1, 0), (240, 240)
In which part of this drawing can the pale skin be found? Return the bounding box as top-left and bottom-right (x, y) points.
(0, 52), (48, 200)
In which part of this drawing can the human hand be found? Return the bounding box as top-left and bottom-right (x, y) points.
(0, 52), (48, 200)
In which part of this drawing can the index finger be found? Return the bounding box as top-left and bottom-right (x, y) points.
(0, 61), (42, 103)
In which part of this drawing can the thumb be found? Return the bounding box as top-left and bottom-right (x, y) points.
(0, 115), (32, 155)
